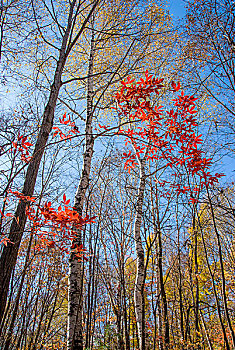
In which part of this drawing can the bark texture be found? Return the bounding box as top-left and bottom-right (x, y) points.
(67, 21), (95, 350)
(134, 155), (146, 350)
(151, 198), (164, 350)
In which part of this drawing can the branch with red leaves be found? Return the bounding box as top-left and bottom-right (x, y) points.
(12, 134), (33, 163)
(52, 113), (79, 141)
(115, 71), (224, 201)
(1, 191), (94, 259)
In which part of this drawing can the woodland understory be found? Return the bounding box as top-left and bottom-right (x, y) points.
(0, 0), (235, 349)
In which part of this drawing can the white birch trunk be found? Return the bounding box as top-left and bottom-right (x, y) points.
(134, 155), (146, 350)
(67, 20), (95, 350)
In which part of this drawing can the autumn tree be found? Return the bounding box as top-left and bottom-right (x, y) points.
(0, 0), (99, 326)
(65, 1), (175, 349)
(114, 70), (222, 349)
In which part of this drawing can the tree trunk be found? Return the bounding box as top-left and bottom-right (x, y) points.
(152, 185), (169, 349)
(116, 284), (125, 350)
(121, 252), (130, 350)
(134, 156), (146, 350)
(157, 225), (169, 349)
(150, 183), (164, 350)
(67, 19), (95, 350)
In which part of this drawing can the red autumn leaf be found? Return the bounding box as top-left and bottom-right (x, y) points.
(24, 142), (33, 147)
(171, 81), (180, 92)
(189, 197), (198, 204)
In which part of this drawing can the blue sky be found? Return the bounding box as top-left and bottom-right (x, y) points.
(168, 0), (186, 19)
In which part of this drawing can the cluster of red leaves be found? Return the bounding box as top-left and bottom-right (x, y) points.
(1, 191), (94, 259)
(115, 71), (223, 198)
(9, 189), (36, 202)
(52, 113), (79, 140)
(12, 134), (32, 163)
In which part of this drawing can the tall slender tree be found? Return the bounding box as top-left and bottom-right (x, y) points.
(0, 0), (99, 324)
